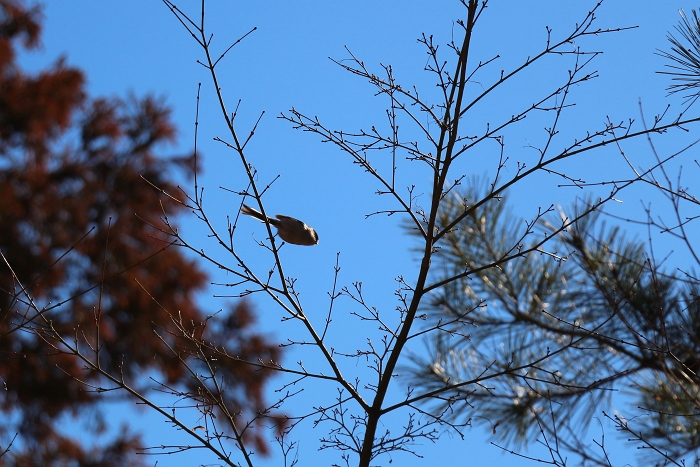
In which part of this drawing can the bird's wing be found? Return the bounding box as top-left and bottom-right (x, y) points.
(276, 214), (306, 226)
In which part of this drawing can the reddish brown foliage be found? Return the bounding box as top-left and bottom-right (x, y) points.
(0, 1), (282, 464)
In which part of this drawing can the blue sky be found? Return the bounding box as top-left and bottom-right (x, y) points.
(19, 1), (700, 465)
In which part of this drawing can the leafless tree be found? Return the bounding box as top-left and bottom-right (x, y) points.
(152, 1), (700, 465)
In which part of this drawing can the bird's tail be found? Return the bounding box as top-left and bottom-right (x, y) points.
(241, 204), (268, 222)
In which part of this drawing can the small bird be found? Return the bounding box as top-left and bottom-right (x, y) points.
(241, 204), (319, 246)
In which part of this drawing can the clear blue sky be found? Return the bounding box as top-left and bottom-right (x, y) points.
(20, 1), (698, 465)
